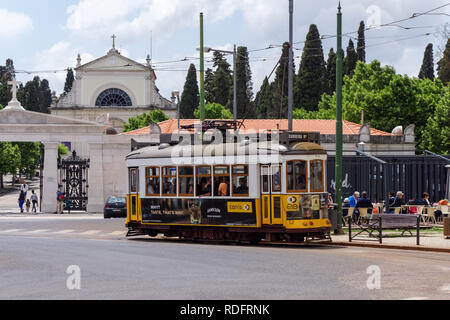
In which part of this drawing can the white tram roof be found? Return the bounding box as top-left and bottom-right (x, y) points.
(126, 141), (327, 160)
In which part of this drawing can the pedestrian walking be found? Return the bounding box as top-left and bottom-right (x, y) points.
(25, 199), (31, 213)
(30, 190), (39, 213)
(56, 190), (64, 214)
(18, 191), (25, 213)
(20, 181), (29, 198)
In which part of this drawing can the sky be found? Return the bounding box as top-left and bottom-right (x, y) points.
(0, 0), (449, 100)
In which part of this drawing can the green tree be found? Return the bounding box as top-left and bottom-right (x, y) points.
(58, 144), (69, 156)
(211, 51), (233, 108)
(253, 77), (273, 119)
(0, 59), (14, 106)
(0, 142), (21, 189)
(356, 21), (366, 63)
(64, 68), (75, 93)
(18, 76), (52, 113)
(295, 24), (326, 112)
(418, 43), (435, 80)
(204, 68), (215, 104)
(318, 60), (446, 145)
(344, 39), (358, 77)
(179, 64), (199, 119)
(326, 48), (337, 94)
(123, 109), (169, 132)
(437, 38), (450, 85)
(271, 42), (294, 118)
(14, 142), (41, 179)
(235, 46), (254, 118)
(194, 102), (233, 119)
(421, 87), (450, 154)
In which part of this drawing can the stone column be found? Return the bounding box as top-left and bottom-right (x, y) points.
(41, 142), (59, 213)
(87, 143), (105, 213)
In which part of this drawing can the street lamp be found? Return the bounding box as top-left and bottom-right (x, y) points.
(172, 90), (181, 132)
(197, 45), (238, 130)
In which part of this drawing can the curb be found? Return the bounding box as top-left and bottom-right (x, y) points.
(324, 241), (450, 254)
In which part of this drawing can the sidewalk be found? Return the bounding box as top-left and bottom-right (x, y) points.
(329, 228), (450, 253)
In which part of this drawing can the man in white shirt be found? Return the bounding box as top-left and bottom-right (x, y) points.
(20, 181), (29, 197)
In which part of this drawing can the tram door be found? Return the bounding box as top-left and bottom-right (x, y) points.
(127, 167), (140, 222)
(261, 164), (283, 225)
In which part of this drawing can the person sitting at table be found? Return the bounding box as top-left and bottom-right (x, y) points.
(348, 191), (360, 220)
(417, 193), (443, 220)
(391, 191), (406, 213)
(342, 198), (351, 226)
(356, 191), (373, 214)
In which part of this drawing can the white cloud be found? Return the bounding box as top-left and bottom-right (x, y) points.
(29, 41), (94, 94)
(0, 9), (33, 39)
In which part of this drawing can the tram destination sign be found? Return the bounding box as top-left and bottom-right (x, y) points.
(280, 131), (321, 145)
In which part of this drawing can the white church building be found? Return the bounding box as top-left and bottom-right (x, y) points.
(50, 40), (176, 136)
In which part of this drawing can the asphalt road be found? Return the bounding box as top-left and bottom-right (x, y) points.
(0, 215), (449, 300)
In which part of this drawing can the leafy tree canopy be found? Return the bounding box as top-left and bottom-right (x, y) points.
(194, 102), (233, 120)
(123, 109), (169, 132)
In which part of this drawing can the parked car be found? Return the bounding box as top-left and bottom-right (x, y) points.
(104, 196), (127, 219)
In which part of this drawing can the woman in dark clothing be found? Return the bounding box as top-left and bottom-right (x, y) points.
(18, 191), (26, 213)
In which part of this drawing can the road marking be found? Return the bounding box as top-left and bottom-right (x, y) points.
(104, 231), (125, 236)
(79, 230), (102, 235)
(0, 229), (25, 233)
(439, 284), (450, 292)
(52, 230), (75, 234)
(403, 297), (429, 300)
(438, 266), (450, 272)
(23, 229), (51, 234)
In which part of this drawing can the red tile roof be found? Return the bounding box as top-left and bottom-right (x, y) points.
(121, 119), (392, 136)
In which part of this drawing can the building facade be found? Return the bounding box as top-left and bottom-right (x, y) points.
(50, 45), (176, 134)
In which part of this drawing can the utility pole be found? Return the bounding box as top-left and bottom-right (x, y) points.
(335, 2), (344, 235)
(199, 13), (205, 123)
(288, 0), (294, 132)
(233, 44), (237, 131)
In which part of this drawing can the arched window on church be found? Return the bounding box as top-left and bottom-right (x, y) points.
(95, 88), (132, 107)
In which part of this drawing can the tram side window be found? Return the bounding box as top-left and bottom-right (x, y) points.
(128, 168), (139, 193)
(196, 166), (212, 197)
(145, 167), (160, 196)
(162, 167), (177, 196)
(214, 165), (230, 197)
(310, 160), (324, 192)
(232, 165), (249, 196)
(287, 161), (307, 192)
(179, 166), (194, 196)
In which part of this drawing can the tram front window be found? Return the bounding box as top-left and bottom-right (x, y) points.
(287, 161), (307, 192)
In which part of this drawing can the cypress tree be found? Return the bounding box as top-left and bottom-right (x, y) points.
(254, 77), (273, 119)
(179, 64), (199, 119)
(356, 21), (366, 63)
(64, 68), (75, 93)
(39, 79), (52, 113)
(437, 39), (450, 85)
(212, 52), (232, 108)
(0, 59), (14, 106)
(204, 68), (214, 104)
(235, 46), (254, 118)
(294, 24), (326, 111)
(344, 39), (358, 77)
(418, 43), (435, 80)
(326, 48), (337, 94)
(271, 42), (294, 118)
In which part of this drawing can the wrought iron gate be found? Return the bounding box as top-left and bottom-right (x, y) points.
(58, 151), (89, 211)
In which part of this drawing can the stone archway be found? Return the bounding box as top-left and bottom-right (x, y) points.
(0, 106), (109, 212)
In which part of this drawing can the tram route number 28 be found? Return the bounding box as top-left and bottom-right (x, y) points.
(286, 195), (321, 211)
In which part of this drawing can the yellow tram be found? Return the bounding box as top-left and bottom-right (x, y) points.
(125, 134), (332, 243)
